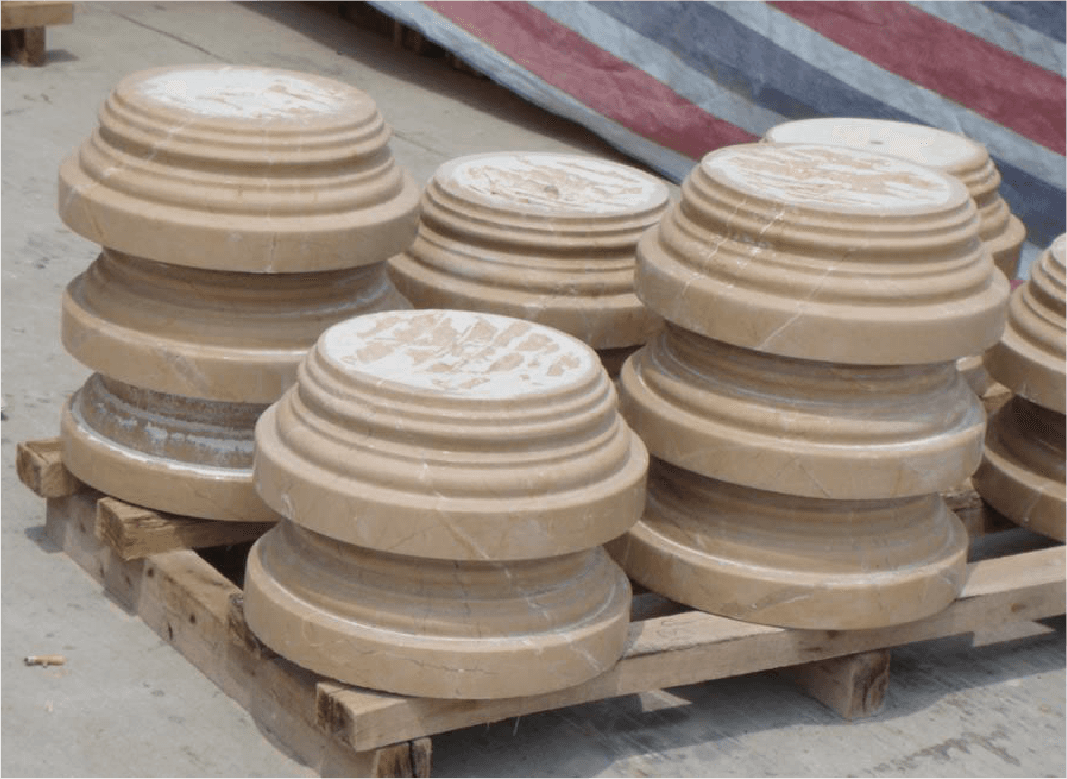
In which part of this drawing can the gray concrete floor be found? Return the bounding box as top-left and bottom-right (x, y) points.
(2, 3), (1063, 776)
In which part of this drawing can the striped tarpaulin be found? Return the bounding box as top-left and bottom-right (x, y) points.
(369, 1), (1066, 259)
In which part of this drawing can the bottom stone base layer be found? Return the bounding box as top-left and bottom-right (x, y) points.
(243, 520), (632, 699)
(60, 373), (279, 522)
(606, 460), (969, 630)
(974, 396), (1066, 541)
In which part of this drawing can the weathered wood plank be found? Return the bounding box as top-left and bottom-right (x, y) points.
(16, 438), (80, 498)
(96, 496), (273, 561)
(1, 1), (73, 30)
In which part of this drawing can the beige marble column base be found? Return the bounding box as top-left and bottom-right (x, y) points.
(636, 143), (1007, 365)
(973, 397), (1066, 541)
(388, 152), (668, 350)
(606, 461), (968, 630)
(618, 325), (985, 499)
(984, 234), (1066, 414)
(254, 310), (647, 560)
(63, 251), (409, 402)
(243, 521), (631, 699)
(762, 118), (1026, 280)
(60, 374), (278, 522)
(58, 65), (419, 272)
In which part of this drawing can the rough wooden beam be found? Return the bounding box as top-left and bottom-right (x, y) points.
(96, 496), (274, 561)
(16, 438), (80, 498)
(781, 649), (892, 719)
(1, 1), (73, 30)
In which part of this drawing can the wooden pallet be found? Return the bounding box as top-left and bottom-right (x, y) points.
(1, 1), (72, 65)
(16, 438), (1066, 777)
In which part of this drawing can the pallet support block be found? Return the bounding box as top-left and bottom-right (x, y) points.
(16, 439), (79, 499)
(781, 649), (892, 719)
(1, 1), (72, 66)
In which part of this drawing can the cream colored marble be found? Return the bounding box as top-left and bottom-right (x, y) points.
(58, 65), (420, 272)
(984, 234), (1066, 414)
(60, 374), (278, 522)
(62, 250), (409, 402)
(764, 118), (1025, 278)
(618, 324), (986, 499)
(389, 152), (669, 349)
(974, 396), (1066, 541)
(636, 143), (1008, 365)
(254, 309), (648, 560)
(607, 460), (968, 629)
(246, 309), (648, 698)
(244, 521), (631, 698)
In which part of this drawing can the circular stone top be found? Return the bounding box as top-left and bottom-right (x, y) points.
(320, 310), (597, 399)
(58, 65), (419, 272)
(984, 232), (1066, 412)
(135, 66), (361, 121)
(253, 309), (648, 560)
(437, 152), (670, 215)
(764, 118), (987, 172)
(387, 153), (670, 349)
(634, 143), (1007, 364)
(703, 143), (960, 212)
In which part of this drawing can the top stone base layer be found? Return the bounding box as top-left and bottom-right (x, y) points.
(764, 117), (989, 174)
(58, 65), (420, 272)
(636, 143), (1009, 365)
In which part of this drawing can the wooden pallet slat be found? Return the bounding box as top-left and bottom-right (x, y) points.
(1, 1), (72, 66)
(96, 496), (274, 561)
(16, 439), (80, 498)
(1, 1), (73, 30)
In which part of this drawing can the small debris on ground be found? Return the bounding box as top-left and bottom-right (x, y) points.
(24, 654), (66, 667)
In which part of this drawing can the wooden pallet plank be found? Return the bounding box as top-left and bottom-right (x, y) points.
(318, 545), (1065, 751)
(16, 439), (80, 498)
(780, 649), (892, 720)
(96, 496), (274, 560)
(0, 1), (73, 30)
(44, 493), (429, 778)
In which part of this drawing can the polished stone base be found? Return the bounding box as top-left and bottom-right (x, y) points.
(61, 374), (278, 522)
(244, 520), (631, 699)
(974, 396), (1066, 541)
(607, 460), (969, 630)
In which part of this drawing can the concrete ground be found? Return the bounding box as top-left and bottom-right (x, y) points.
(2, 3), (1063, 776)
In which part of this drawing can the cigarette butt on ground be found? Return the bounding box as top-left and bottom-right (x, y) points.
(24, 655), (66, 667)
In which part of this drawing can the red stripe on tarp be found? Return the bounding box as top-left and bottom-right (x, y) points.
(424, 1), (756, 157)
(771, 1), (1066, 156)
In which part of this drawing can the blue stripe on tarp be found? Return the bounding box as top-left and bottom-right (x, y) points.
(982, 1), (1066, 42)
(597, 1), (919, 125)
(996, 156), (1067, 247)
